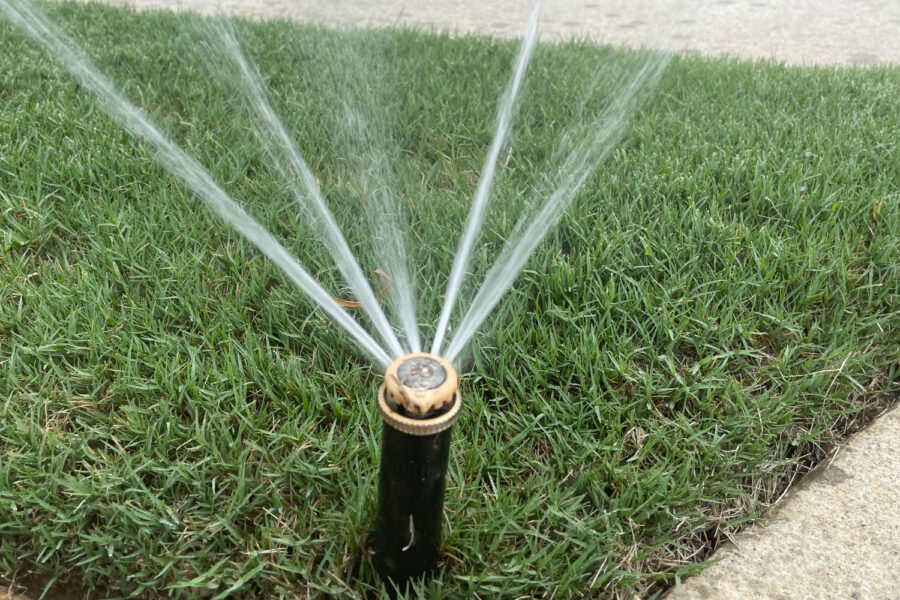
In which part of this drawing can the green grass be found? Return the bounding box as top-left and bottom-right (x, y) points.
(1, 2), (898, 598)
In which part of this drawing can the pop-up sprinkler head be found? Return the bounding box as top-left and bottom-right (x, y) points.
(379, 353), (460, 433)
(373, 353), (461, 585)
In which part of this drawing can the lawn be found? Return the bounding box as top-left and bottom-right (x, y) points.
(1, 2), (898, 599)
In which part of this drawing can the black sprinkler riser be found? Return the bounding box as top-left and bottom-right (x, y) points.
(373, 419), (453, 582)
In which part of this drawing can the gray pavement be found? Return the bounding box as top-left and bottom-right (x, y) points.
(666, 406), (900, 600)
(77, 0), (900, 66)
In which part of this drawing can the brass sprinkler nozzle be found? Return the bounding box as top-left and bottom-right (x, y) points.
(378, 353), (460, 436)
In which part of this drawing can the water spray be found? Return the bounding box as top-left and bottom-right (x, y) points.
(373, 353), (460, 584)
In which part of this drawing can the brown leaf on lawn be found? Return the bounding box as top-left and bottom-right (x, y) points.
(375, 269), (391, 298)
(332, 297), (363, 308)
(332, 269), (391, 308)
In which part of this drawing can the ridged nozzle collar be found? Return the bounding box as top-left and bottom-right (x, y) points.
(378, 353), (460, 435)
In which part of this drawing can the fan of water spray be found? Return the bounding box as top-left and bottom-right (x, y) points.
(0, 0), (673, 370)
(0, 0), (687, 585)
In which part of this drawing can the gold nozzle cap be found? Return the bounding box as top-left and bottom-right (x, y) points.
(378, 353), (461, 435)
(384, 353), (457, 417)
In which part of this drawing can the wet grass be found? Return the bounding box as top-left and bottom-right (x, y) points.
(1, 2), (899, 599)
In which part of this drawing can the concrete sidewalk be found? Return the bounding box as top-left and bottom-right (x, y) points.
(666, 405), (900, 600)
(78, 0), (900, 66)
